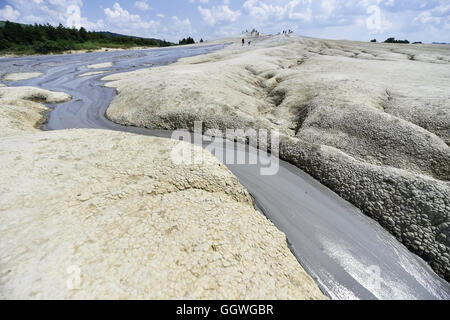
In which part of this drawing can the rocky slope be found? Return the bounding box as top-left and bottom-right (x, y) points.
(0, 85), (326, 299)
(104, 35), (450, 281)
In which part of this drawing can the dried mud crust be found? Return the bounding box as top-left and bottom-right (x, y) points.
(0, 86), (326, 299)
(103, 35), (450, 281)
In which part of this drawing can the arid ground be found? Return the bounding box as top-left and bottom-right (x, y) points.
(104, 35), (450, 281)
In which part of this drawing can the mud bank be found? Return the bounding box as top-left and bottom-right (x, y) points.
(2, 72), (44, 82)
(0, 86), (326, 299)
(103, 35), (450, 281)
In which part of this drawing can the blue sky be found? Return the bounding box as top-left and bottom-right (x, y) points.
(0, 0), (449, 43)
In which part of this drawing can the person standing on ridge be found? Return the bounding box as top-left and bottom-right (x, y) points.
(242, 38), (245, 46)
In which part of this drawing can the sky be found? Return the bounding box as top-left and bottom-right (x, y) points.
(0, 0), (449, 43)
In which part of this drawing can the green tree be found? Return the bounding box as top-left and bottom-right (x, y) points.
(0, 21), (173, 54)
(384, 37), (409, 44)
(4, 21), (24, 43)
(79, 27), (88, 41)
(44, 24), (57, 41)
(179, 36), (195, 45)
(0, 28), (10, 50)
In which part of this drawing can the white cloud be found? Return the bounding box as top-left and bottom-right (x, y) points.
(242, 0), (313, 23)
(288, 0), (313, 21)
(2, 0), (449, 43)
(135, 1), (151, 11)
(171, 15), (192, 33)
(154, 15), (196, 41)
(242, 0), (287, 20)
(104, 3), (159, 35)
(0, 5), (21, 21)
(4, 0), (103, 30)
(105, 2), (143, 25)
(66, 4), (82, 28)
(413, 4), (450, 30)
(198, 4), (240, 26)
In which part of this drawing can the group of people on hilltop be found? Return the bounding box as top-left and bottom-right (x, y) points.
(240, 27), (295, 46)
(242, 28), (260, 37)
(241, 28), (261, 46)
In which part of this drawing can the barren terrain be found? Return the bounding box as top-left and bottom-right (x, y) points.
(104, 35), (450, 280)
(0, 85), (325, 299)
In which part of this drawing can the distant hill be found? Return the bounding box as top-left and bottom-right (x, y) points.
(0, 20), (174, 54)
(96, 31), (133, 38)
(0, 20), (27, 28)
(95, 31), (167, 43)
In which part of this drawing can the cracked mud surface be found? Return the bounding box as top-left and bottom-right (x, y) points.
(2, 42), (449, 299)
(104, 35), (450, 281)
(0, 86), (326, 300)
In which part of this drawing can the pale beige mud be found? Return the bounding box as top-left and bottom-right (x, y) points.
(88, 62), (113, 69)
(78, 71), (108, 77)
(0, 86), (326, 300)
(0, 86), (71, 104)
(103, 35), (450, 281)
(0, 86), (71, 137)
(3, 72), (43, 81)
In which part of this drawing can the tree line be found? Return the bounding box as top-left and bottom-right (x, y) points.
(371, 37), (419, 44)
(179, 37), (195, 45)
(0, 21), (173, 54)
